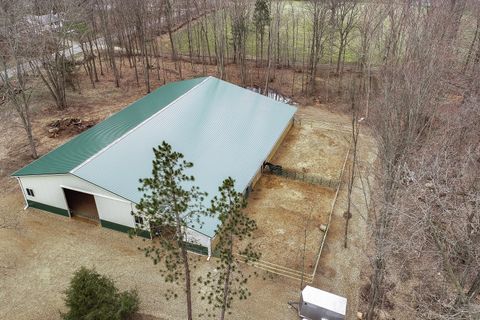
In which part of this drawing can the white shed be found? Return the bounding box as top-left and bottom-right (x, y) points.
(299, 286), (347, 320)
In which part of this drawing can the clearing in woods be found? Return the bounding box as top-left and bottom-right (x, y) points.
(241, 121), (350, 279)
(0, 65), (374, 319)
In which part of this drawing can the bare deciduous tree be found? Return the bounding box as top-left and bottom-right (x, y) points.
(331, 0), (359, 75)
(365, 2), (474, 318)
(0, 0), (38, 158)
(392, 97), (480, 319)
(307, 0), (328, 93)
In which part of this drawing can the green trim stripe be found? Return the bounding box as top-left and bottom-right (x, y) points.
(27, 200), (70, 217)
(25, 203), (206, 253)
(100, 221), (208, 255)
(184, 242), (209, 256)
(100, 219), (151, 239)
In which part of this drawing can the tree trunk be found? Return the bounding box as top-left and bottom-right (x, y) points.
(88, 36), (99, 81)
(98, 0), (120, 87)
(464, 17), (479, 72)
(1, 60), (38, 159)
(18, 112), (36, 159)
(219, 240), (233, 320)
(336, 37), (344, 74)
(181, 244), (193, 320)
(344, 105), (358, 249)
(467, 270), (480, 301)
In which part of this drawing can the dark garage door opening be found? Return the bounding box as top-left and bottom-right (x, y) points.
(63, 188), (100, 222)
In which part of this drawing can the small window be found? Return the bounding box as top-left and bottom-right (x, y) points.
(26, 188), (35, 197)
(134, 216), (144, 226)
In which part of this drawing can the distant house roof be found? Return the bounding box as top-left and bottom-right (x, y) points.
(25, 13), (62, 30)
(14, 77), (297, 237)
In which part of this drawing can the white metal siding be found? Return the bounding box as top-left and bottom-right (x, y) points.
(19, 174), (134, 225)
(94, 196), (135, 227)
(20, 174), (211, 255)
(185, 227), (212, 256)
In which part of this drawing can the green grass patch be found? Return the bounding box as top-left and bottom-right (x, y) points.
(171, 1), (371, 65)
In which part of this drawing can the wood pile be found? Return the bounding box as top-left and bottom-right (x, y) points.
(47, 117), (96, 138)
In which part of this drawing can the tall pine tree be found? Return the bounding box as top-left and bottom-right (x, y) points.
(133, 141), (207, 320)
(198, 177), (260, 320)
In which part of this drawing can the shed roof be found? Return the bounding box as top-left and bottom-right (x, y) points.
(14, 77), (296, 237)
(302, 286), (347, 316)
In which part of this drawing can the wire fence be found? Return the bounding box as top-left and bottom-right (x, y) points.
(268, 169), (340, 190)
(256, 133), (352, 282)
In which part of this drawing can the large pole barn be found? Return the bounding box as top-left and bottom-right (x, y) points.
(12, 77), (296, 257)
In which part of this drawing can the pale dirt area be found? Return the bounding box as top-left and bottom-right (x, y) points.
(0, 192), (302, 320)
(271, 124), (349, 181)
(0, 60), (377, 319)
(244, 175), (335, 274)
(278, 103), (378, 318)
(311, 130), (378, 318)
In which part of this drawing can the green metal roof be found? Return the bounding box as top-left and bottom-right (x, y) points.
(73, 77), (296, 236)
(12, 77), (206, 176)
(14, 77), (297, 237)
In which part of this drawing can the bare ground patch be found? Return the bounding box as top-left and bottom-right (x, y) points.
(0, 192), (303, 320)
(311, 132), (378, 319)
(244, 175), (335, 274)
(238, 118), (351, 281)
(271, 123), (350, 181)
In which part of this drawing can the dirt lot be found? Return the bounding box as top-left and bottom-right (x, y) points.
(271, 123), (350, 181)
(0, 192), (303, 320)
(245, 175), (335, 274)
(0, 60), (377, 319)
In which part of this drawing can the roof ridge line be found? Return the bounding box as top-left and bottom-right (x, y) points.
(70, 77), (211, 174)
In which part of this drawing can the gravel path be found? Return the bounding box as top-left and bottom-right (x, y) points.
(0, 191), (304, 320)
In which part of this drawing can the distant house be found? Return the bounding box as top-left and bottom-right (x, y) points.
(12, 77), (296, 257)
(25, 13), (63, 32)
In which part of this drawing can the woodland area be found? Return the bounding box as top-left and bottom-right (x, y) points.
(1, 0), (480, 319)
